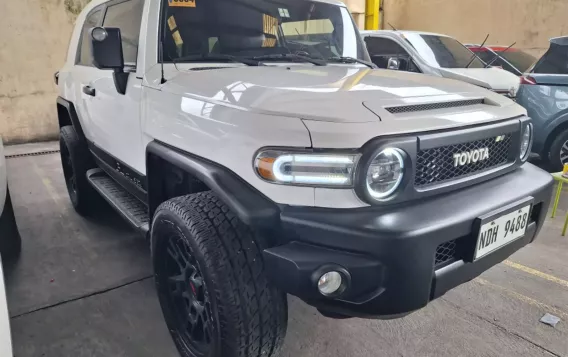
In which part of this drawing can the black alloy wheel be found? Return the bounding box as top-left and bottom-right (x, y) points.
(158, 235), (214, 356)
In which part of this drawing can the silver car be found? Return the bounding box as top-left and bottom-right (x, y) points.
(361, 30), (520, 97)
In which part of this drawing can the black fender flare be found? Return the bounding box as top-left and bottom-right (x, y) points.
(56, 97), (87, 144)
(146, 141), (280, 230)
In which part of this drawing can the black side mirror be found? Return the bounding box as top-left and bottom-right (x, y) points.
(90, 27), (128, 95)
(90, 27), (124, 69)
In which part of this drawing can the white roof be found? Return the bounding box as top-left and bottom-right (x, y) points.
(360, 30), (452, 38)
(84, 0), (346, 9)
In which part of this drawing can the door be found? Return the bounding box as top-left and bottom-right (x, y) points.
(73, 4), (106, 142)
(84, 0), (146, 174)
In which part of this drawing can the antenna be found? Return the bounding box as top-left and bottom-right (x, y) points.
(159, 0), (168, 84)
(388, 22), (397, 31)
(465, 33), (489, 68)
(159, 42), (166, 84)
(485, 42), (516, 68)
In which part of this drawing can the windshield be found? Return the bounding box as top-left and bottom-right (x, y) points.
(497, 50), (536, 73)
(404, 34), (485, 68)
(160, 0), (368, 63)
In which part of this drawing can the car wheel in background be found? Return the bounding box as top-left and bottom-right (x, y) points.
(59, 126), (98, 215)
(548, 128), (568, 172)
(0, 189), (21, 262)
(151, 191), (287, 357)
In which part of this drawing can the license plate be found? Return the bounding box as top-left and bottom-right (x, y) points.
(474, 202), (532, 260)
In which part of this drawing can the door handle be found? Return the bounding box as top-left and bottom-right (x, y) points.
(82, 85), (96, 96)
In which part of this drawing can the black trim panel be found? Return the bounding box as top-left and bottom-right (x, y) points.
(146, 141), (280, 229)
(56, 97), (87, 143)
(88, 142), (148, 203)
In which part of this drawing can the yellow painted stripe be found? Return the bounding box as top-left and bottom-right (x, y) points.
(503, 260), (568, 289)
(476, 278), (568, 320)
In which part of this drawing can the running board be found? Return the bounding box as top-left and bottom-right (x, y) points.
(86, 168), (149, 235)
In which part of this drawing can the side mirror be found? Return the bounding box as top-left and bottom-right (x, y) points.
(90, 27), (128, 95)
(90, 27), (124, 70)
(387, 57), (400, 70)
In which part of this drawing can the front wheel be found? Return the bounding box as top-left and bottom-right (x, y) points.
(151, 192), (287, 357)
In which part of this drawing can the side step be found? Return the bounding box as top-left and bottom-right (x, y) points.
(86, 168), (150, 235)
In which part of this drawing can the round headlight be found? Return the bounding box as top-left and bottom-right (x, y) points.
(520, 124), (532, 160)
(366, 148), (405, 200)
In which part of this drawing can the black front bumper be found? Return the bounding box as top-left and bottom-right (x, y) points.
(263, 163), (553, 318)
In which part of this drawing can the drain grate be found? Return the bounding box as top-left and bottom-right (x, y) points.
(6, 149), (60, 159)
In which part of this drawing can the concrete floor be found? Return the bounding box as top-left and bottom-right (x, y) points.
(4, 142), (568, 357)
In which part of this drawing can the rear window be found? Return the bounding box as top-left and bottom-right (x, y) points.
(497, 50), (536, 73)
(532, 43), (568, 74)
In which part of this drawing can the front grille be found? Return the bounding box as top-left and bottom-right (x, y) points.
(385, 99), (485, 114)
(415, 134), (513, 188)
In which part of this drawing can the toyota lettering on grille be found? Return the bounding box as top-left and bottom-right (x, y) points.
(452, 148), (490, 167)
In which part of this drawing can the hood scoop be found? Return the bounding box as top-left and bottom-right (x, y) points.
(385, 98), (487, 114)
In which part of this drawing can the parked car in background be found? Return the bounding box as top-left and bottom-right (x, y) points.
(465, 45), (537, 76)
(516, 36), (568, 170)
(361, 30), (520, 98)
(0, 259), (13, 357)
(0, 137), (21, 261)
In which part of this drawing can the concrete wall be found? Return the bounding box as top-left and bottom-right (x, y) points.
(382, 0), (568, 58)
(0, 0), (89, 144)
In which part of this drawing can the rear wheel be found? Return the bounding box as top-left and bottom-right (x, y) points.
(0, 189), (21, 261)
(59, 126), (98, 215)
(151, 192), (287, 357)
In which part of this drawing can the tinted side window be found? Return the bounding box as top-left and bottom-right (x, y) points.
(103, 0), (144, 64)
(364, 37), (407, 56)
(77, 8), (103, 66)
(364, 37), (417, 71)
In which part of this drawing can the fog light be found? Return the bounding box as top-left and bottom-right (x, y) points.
(318, 271), (343, 296)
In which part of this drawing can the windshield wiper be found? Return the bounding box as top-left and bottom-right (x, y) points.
(251, 53), (326, 66)
(326, 56), (377, 69)
(173, 54), (263, 66)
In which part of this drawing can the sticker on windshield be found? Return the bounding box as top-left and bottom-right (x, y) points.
(167, 16), (177, 31)
(172, 30), (184, 47)
(168, 0), (195, 7)
(278, 8), (290, 18)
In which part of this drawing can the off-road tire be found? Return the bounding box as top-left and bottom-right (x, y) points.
(152, 191), (287, 357)
(0, 189), (21, 261)
(59, 125), (98, 215)
(548, 128), (568, 171)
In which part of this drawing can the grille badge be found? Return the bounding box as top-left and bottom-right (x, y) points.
(452, 148), (490, 167)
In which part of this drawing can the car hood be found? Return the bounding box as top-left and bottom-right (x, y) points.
(161, 66), (526, 145)
(163, 66), (517, 121)
(438, 67), (520, 92)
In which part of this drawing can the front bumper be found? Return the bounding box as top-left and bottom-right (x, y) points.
(263, 163), (553, 318)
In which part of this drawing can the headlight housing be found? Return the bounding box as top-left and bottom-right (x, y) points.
(254, 150), (359, 187)
(520, 123), (532, 161)
(365, 148), (405, 200)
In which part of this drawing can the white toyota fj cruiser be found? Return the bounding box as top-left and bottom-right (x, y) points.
(56, 0), (553, 355)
